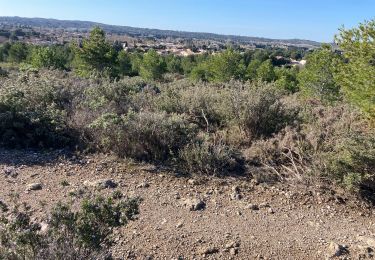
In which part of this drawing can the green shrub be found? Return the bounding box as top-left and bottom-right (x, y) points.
(297, 45), (341, 103)
(156, 81), (233, 131)
(89, 111), (198, 161)
(335, 20), (375, 118)
(234, 82), (299, 139)
(30, 45), (70, 70)
(139, 49), (166, 81)
(82, 76), (147, 113)
(0, 196), (139, 259)
(0, 67), (8, 77)
(0, 70), (82, 148)
(325, 134), (375, 191)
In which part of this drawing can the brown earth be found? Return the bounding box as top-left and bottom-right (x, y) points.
(0, 149), (374, 259)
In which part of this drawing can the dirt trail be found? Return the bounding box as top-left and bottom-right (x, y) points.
(0, 149), (374, 259)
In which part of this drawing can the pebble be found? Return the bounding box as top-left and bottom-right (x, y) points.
(176, 221), (184, 228)
(232, 185), (240, 193)
(231, 192), (242, 200)
(358, 235), (375, 248)
(230, 248), (238, 255)
(225, 241), (239, 249)
(326, 242), (345, 257)
(246, 204), (259, 210)
(26, 183), (42, 191)
(137, 181), (150, 188)
(83, 179), (117, 189)
(3, 167), (18, 178)
(188, 179), (198, 185)
(199, 246), (219, 255)
(182, 198), (206, 211)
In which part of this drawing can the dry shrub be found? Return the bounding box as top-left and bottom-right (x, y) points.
(245, 126), (312, 182)
(233, 84), (300, 139)
(89, 111), (198, 162)
(155, 80), (299, 139)
(179, 134), (244, 176)
(215, 125), (249, 148)
(155, 79), (233, 131)
(246, 102), (375, 200)
(304, 104), (375, 197)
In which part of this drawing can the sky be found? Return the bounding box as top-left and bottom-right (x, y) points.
(1, 0), (374, 42)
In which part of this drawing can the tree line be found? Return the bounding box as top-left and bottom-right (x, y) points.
(0, 27), (303, 85)
(1, 22), (374, 119)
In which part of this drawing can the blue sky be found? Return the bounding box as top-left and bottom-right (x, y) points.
(1, 0), (374, 42)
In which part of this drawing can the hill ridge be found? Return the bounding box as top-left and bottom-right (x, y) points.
(0, 16), (321, 47)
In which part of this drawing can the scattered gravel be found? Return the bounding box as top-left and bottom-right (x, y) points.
(0, 149), (373, 259)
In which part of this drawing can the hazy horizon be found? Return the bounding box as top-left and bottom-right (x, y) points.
(1, 0), (375, 42)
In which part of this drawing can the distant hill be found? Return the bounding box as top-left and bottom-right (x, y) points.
(0, 16), (321, 48)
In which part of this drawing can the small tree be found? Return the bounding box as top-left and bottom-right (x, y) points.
(117, 50), (133, 76)
(297, 45), (341, 103)
(139, 49), (166, 81)
(190, 62), (210, 82)
(8, 42), (29, 63)
(30, 46), (69, 70)
(335, 20), (375, 118)
(207, 49), (245, 82)
(73, 27), (117, 77)
(0, 43), (11, 62)
(275, 66), (299, 93)
(256, 59), (276, 82)
(165, 55), (183, 74)
(245, 59), (261, 80)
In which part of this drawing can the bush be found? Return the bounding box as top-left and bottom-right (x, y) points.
(246, 102), (375, 199)
(179, 134), (244, 176)
(155, 80), (233, 131)
(0, 70), (82, 148)
(89, 111), (198, 161)
(155, 80), (298, 139)
(30, 45), (70, 70)
(325, 134), (375, 192)
(0, 196), (140, 259)
(139, 49), (166, 81)
(303, 104), (375, 193)
(234, 82), (299, 139)
(245, 126), (312, 182)
(0, 67), (8, 77)
(81, 76), (147, 114)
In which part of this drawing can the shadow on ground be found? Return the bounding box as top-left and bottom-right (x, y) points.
(0, 148), (77, 166)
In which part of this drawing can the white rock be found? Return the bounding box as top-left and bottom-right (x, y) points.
(26, 183), (42, 191)
(182, 198), (206, 211)
(83, 179), (117, 189)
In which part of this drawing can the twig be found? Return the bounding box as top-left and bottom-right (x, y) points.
(201, 109), (209, 133)
(261, 163), (284, 180)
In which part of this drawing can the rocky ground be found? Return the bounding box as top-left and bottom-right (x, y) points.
(0, 149), (374, 259)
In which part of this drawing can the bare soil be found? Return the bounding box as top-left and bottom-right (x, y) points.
(0, 149), (374, 259)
